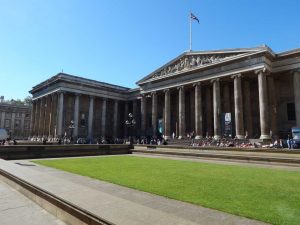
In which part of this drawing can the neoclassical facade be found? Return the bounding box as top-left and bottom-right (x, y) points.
(0, 103), (31, 139)
(29, 46), (300, 140)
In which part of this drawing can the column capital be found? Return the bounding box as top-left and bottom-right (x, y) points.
(230, 73), (242, 79)
(289, 69), (300, 75)
(163, 89), (170, 93)
(210, 78), (220, 83)
(177, 85), (185, 90)
(57, 90), (65, 94)
(151, 91), (157, 96)
(74, 93), (81, 97)
(193, 82), (201, 87)
(89, 95), (95, 99)
(254, 67), (270, 75)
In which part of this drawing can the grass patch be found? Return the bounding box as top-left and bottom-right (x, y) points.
(33, 156), (300, 225)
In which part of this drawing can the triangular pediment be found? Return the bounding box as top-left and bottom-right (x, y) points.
(137, 47), (271, 85)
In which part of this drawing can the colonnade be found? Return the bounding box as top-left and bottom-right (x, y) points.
(31, 92), (122, 139)
(139, 68), (300, 140)
(30, 69), (300, 140)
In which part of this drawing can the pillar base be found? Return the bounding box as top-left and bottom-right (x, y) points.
(259, 134), (271, 140)
(214, 135), (221, 140)
(195, 135), (203, 139)
(236, 135), (245, 139)
(164, 136), (171, 140)
(178, 136), (185, 139)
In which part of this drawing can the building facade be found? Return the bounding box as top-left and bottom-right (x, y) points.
(29, 46), (300, 140)
(0, 103), (32, 139)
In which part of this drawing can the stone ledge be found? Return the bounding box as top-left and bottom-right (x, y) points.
(132, 149), (300, 165)
(0, 144), (132, 160)
(0, 168), (115, 225)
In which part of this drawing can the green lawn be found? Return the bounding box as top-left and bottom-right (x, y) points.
(33, 156), (300, 225)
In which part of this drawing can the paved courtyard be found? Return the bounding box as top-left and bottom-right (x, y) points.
(0, 156), (270, 225)
(0, 179), (66, 225)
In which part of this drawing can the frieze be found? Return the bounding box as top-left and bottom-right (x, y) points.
(152, 53), (240, 78)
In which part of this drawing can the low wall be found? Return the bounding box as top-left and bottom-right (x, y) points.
(134, 144), (300, 154)
(0, 144), (132, 160)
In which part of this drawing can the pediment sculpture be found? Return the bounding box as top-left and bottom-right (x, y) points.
(152, 53), (240, 78)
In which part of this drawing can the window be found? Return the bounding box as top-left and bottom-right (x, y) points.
(24, 121), (30, 129)
(80, 113), (86, 127)
(5, 119), (10, 128)
(15, 120), (20, 128)
(287, 103), (296, 121)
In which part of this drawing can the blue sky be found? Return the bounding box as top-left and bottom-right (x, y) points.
(0, 0), (299, 100)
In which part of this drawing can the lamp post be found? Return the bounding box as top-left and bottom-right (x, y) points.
(125, 113), (136, 144)
(68, 120), (75, 143)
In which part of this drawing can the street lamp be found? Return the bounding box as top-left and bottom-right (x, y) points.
(125, 113), (136, 144)
(69, 120), (75, 143)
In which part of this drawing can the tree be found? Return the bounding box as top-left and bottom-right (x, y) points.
(2, 96), (32, 106)
(24, 96), (33, 106)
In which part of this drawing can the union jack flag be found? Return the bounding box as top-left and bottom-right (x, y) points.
(190, 13), (199, 23)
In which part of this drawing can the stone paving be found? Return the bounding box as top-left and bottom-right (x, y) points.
(0, 179), (66, 225)
(0, 157), (269, 225)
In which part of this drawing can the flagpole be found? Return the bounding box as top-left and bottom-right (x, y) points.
(189, 12), (192, 52)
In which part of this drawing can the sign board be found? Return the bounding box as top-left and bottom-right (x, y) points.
(222, 113), (232, 137)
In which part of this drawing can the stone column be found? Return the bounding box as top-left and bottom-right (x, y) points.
(132, 100), (137, 137)
(73, 94), (80, 139)
(194, 82), (203, 139)
(223, 82), (231, 113)
(43, 96), (49, 136)
(124, 101), (129, 138)
(57, 92), (64, 137)
(268, 76), (278, 138)
(243, 80), (253, 138)
(101, 98), (107, 138)
(212, 79), (221, 139)
(11, 112), (16, 137)
(0, 111), (5, 128)
(293, 70), (300, 126)
(206, 86), (213, 137)
(88, 96), (94, 140)
(113, 100), (119, 138)
(29, 101), (36, 136)
(151, 92), (157, 137)
(256, 69), (270, 139)
(140, 95), (146, 136)
(21, 113), (25, 138)
(38, 98), (45, 137)
(232, 74), (244, 139)
(34, 99), (40, 136)
(50, 94), (57, 138)
(178, 86), (186, 139)
(164, 89), (171, 140)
